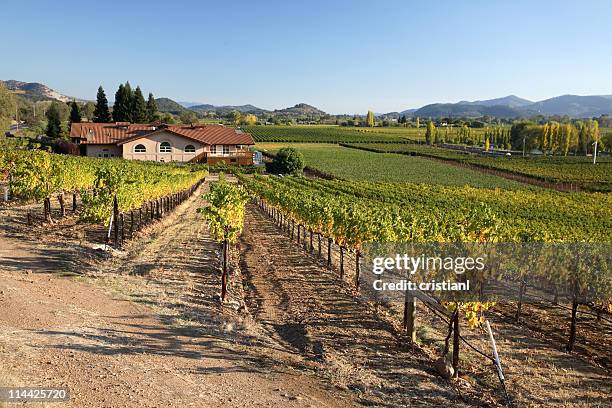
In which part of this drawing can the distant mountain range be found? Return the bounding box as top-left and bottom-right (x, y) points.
(398, 94), (612, 118)
(170, 101), (327, 117)
(3, 79), (612, 119)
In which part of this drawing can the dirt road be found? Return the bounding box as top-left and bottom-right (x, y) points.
(0, 181), (361, 408)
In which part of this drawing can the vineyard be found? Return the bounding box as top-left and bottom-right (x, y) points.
(244, 125), (499, 144)
(0, 148), (207, 238)
(236, 174), (611, 392)
(342, 143), (612, 192)
(256, 143), (533, 189)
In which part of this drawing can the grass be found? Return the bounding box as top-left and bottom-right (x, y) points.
(255, 143), (534, 189)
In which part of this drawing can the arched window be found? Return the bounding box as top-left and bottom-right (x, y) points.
(134, 144), (146, 153)
(184, 144), (196, 153)
(159, 141), (172, 153)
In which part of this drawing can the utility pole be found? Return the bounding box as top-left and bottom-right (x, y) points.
(522, 136), (526, 157)
(593, 140), (598, 164)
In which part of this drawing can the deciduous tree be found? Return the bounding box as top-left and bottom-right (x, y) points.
(366, 110), (375, 127)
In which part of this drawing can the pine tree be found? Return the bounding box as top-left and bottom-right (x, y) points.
(69, 101), (81, 124)
(366, 110), (375, 127)
(46, 102), (62, 138)
(132, 86), (147, 123)
(94, 86), (111, 123)
(146, 93), (158, 122)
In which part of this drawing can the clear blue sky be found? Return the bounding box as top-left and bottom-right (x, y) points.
(2, 0), (611, 114)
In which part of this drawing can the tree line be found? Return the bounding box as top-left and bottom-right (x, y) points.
(421, 119), (605, 155)
(92, 82), (158, 123)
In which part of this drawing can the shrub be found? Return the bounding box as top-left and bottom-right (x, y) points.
(268, 147), (305, 175)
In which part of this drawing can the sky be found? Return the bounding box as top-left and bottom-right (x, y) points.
(2, 0), (612, 114)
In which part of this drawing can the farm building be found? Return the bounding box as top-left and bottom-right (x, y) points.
(69, 122), (255, 164)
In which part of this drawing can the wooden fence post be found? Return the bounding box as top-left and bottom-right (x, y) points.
(72, 193), (77, 211)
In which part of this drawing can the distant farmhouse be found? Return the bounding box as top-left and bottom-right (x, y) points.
(69, 122), (255, 165)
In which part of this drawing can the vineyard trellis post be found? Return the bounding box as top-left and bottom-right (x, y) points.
(452, 307), (460, 379)
(355, 250), (361, 289)
(72, 192), (77, 212)
(221, 226), (229, 303)
(567, 279), (579, 352)
(403, 294), (417, 343)
(113, 196), (119, 246)
(327, 238), (332, 268)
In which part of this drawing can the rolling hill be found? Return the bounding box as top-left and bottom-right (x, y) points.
(155, 98), (190, 115)
(1, 80), (82, 102)
(273, 103), (327, 116)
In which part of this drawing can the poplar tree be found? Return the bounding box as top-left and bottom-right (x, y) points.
(366, 110), (375, 127)
(146, 93), (158, 122)
(577, 122), (588, 155)
(425, 120), (435, 145)
(94, 86), (111, 123)
(132, 86), (147, 123)
(69, 101), (81, 124)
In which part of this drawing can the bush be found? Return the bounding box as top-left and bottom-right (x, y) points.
(268, 147), (305, 175)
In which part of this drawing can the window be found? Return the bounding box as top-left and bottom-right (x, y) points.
(184, 144), (196, 153)
(223, 145), (230, 155)
(210, 145), (217, 154)
(134, 144), (146, 153)
(159, 141), (172, 153)
(102, 148), (109, 158)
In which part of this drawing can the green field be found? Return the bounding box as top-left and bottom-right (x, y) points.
(343, 143), (612, 192)
(255, 143), (533, 189)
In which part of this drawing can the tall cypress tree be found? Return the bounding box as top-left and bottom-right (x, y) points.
(69, 100), (81, 124)
(94, 86), (111, 123)
(132, 86), (147, 123)
(46, 102), (62, 138)
(123, 82), (133, 122)
(113, 83), (126, 122)
(146, 93), (158, 122)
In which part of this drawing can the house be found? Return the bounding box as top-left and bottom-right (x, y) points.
(69, 122), (255, 165)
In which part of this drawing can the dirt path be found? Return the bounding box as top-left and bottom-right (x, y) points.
(0, 180), (361, 408)
(239, 203), (483, 407)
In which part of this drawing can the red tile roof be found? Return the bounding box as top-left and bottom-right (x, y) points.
(70, 123), (254, 146)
